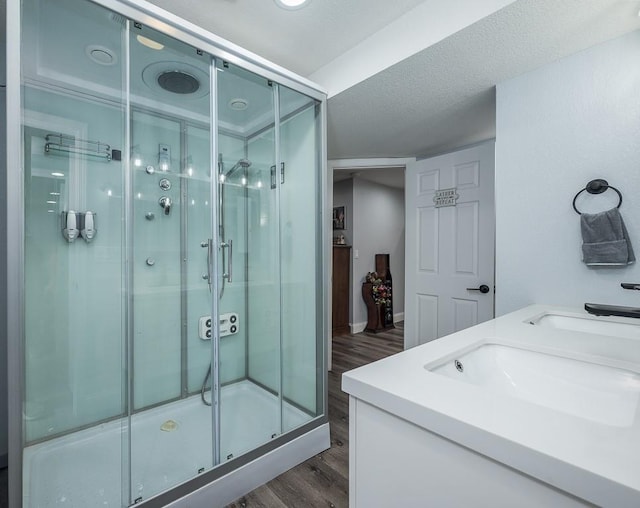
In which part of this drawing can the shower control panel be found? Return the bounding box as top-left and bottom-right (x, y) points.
(198, 313), (239, 340)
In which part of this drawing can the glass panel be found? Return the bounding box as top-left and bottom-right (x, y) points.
(128, 24), (213, 502)
(21, 0), (127, 505)
(278, 86), (323, 431)
(131, 111), (182, 409)
(217, 63), (282, 460)
(19, 0), (325, 505)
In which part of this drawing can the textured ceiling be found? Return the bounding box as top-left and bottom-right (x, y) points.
(5, 0), (640, 161)
(327, 0), (640, 159)
(145, 0), (426, 76)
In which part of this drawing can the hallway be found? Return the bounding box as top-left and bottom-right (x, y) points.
(227, 325), (404, 507)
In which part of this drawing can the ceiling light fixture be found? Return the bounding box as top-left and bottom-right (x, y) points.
(137, 35), (164, 51)
(274, 0), (310, 10)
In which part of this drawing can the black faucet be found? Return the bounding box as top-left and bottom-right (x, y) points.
(583, 283), (640, 318)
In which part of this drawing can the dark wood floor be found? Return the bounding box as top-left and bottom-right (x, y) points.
(227, 324), (404, 508)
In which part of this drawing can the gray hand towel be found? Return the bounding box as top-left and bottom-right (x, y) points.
(581, 207), (635, 266)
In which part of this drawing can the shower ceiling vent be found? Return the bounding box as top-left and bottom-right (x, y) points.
(228, 98), (249, 111)
(142, 61), (209, 99)
(85, 45), (117, 66)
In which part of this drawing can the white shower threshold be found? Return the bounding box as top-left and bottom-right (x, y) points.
(23, 380), (326, 507)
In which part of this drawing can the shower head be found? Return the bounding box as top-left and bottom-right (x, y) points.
(224, 158), (252, 178)
(157, 70), (200, 94)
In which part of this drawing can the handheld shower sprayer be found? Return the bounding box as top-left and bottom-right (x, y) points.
(224, 158), (251, 178)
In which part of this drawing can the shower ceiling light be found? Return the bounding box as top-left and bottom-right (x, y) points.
(136, 35), (164, 51)
(274, 0), (309, 9)
(51, 172), (64, 177)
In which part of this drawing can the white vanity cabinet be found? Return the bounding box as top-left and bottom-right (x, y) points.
(343, 305), (640, 507)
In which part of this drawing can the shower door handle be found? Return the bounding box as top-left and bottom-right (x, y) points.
(203, 239), (213, 292)
(224, 239), (233, 283)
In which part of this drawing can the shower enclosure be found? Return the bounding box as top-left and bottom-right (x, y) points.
(7, 0), (328, 506)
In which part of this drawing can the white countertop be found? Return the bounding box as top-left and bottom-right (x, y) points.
(342, 305), (640, 507)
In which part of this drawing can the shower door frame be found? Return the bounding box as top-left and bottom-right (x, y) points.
(7, 0), (329, 506)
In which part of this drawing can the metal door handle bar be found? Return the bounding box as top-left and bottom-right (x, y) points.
(202, 239), (213, 292)
(223, 239), (233, 283)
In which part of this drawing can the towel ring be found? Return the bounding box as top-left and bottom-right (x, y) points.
(572, 179), (622, 215)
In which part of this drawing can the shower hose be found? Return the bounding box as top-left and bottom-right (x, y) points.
(201, 365), (212, 406)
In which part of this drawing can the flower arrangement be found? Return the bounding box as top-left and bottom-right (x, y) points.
(365, 272), (392, 306)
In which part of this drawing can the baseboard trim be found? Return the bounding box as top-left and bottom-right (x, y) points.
(351, 322), (366, 334)
(351, 313), (403, 335)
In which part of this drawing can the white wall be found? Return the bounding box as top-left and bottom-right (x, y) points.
(0, 38), (8, 466)
(352, 178), (405, 327)
(495, 30), (640, 315)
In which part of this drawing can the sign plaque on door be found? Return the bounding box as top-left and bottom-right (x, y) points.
(433, 188), (459, 208)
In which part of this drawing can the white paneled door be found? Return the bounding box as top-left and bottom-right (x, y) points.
(405, 143), (495, 348)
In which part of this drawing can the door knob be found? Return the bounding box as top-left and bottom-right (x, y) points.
(467, 284), (490, 294)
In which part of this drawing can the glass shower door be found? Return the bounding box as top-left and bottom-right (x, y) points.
(128, 24), (214, 503)
(21, 0), (129, 505)
(217, 64), (282, 461)
(278, 86), (323, 431)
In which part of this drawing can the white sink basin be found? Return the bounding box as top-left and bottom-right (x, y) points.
(528, 311), (640, 340)
(429, 343), (640, 427)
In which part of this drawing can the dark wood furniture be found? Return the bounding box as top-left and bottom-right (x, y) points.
(332, 245), (351, 337)
(375, 254), (394, 329)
